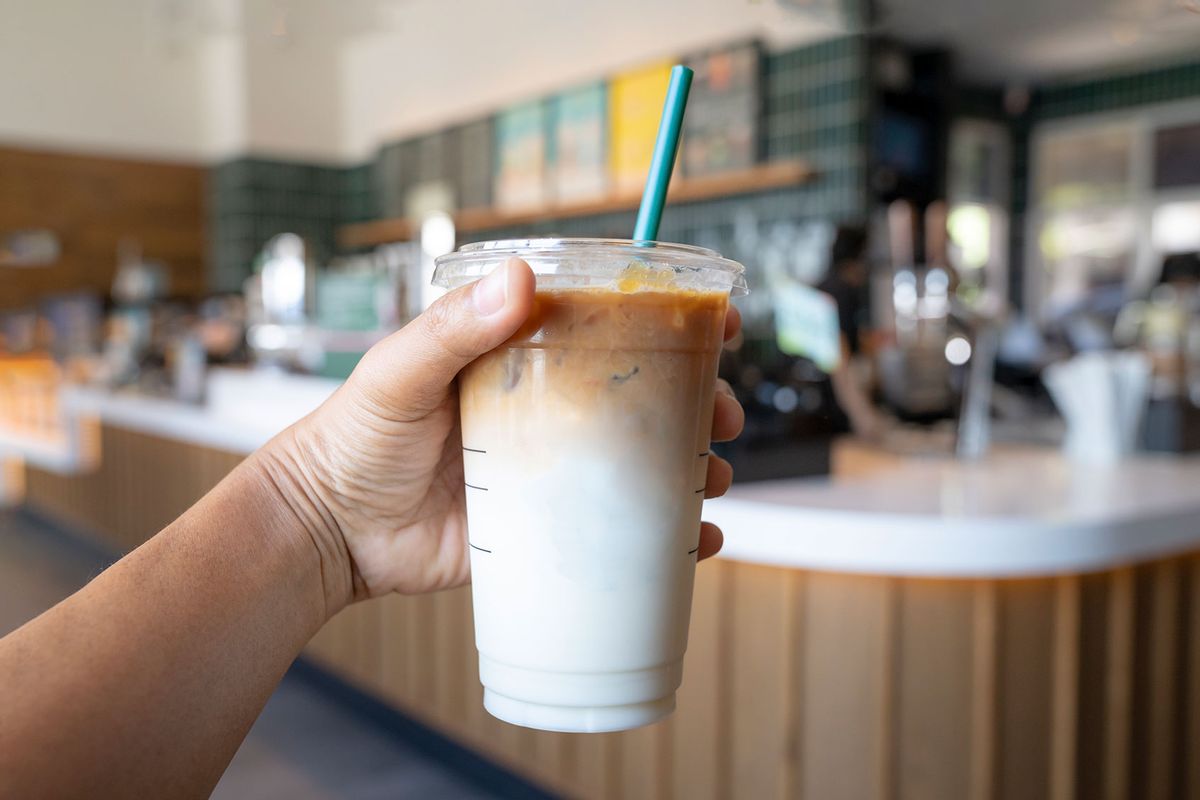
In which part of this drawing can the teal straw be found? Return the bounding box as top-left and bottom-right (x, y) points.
(633, 65), (693, 243)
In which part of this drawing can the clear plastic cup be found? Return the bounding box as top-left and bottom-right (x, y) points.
(433, 238), (747, 732)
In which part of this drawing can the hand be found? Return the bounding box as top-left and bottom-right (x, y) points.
(261, 257), (745, 613)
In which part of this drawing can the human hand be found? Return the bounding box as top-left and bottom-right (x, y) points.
(260, 257), (745, 613)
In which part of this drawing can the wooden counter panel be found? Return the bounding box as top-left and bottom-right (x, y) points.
(26, 425), (242, 548)
(895, 580), (975, 800)
(22, 426), (1200, 799)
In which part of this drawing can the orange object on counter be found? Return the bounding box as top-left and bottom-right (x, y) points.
(0, 355), (63, 440)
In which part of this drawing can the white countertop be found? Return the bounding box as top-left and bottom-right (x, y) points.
(7, 368), (1200, 577)
(61, 368), (341, 455)
(707, 447), (1200, 578)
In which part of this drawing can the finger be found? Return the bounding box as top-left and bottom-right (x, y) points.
(696, 522), (724, 561)
(711, 380), (744, 442)
(723, 304), (742, 342)
(703, 454), (734, 499)
(350, 257), (536, 415)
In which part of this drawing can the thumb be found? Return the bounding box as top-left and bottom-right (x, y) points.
(350, 256), (536, 414)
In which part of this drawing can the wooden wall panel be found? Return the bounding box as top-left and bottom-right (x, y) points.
(22, 426), (1200, 800)
(0, 146), (207, 310)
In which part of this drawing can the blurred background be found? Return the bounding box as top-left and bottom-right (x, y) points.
(5, 0), (1200, 798)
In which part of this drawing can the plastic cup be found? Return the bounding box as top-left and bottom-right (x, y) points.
(432, 238), (747, 732)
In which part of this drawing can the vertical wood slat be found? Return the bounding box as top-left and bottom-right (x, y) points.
(895, 580), (976, 800)
(459, 588), (485, 738)
(1188, 558), (1200, 800)
(996, 580), (1055, 800)
(574, 732), (613, 799)
(405, 592), (435, 709)
(730, 561), (794, 799)
(1144, 561), (1180, 800)
(433, 586), (469, 725)
(530, 730), (567, 796)
(619, 723), (662, 799)
(1049, 577), (1080, 800)
(787, 570), (807, 800)
(878, 579), (897, 800)
(1105, 567), (1135, 800)
(800, 572), (894, 800)
(357, 598), (385, 691)
(672, 559), (724, 800)
(376, 592), (408, 707)
(969, 581), (998, 800)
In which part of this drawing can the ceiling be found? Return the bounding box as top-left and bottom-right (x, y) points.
(876, 0), (1200, 84)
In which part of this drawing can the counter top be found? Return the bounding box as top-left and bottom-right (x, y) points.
(8, 368), (1200, 577)
(61, 368), (341, 455)
(707, 445), (1200, 578)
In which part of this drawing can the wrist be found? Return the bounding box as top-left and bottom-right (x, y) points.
(249, 424), (356, 620)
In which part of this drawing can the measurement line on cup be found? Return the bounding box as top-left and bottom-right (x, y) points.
(469, 542), (492, 554)
(465, 482), (489, 492)
(462, 446), (487, 454)
(694, 488), (706, 494)
(698, 451), (709, 457)
(687, 546), (700, 555)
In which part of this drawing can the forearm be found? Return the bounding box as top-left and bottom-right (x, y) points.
(0, 442), (333, 798)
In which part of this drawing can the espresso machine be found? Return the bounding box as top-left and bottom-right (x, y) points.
(244, 233), (316, 370)
(875, 199), (958, 420)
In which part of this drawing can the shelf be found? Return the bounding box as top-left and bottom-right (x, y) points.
(337, 160), (815, 249)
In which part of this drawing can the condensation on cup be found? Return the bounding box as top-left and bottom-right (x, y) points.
(433, 238), (748, 733)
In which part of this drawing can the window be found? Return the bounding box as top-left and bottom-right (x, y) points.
(1028, 102), (1200, 318)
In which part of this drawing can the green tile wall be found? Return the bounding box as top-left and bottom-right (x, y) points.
(208, 158), (377, 292)
(1032, 57), (1200, 121)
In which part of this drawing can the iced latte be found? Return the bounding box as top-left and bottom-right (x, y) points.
(433, 239), (746, 732)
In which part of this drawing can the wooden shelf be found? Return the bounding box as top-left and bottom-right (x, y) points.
(338, 160), (815, 249)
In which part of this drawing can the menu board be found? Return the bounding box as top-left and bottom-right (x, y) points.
(684, 42), (761, 177)
(494, 101), (551, 210)
(552, 82), (608, 203)
(609, 61), (673, 194)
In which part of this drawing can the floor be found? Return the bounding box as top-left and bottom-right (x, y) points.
(0, 509), (535, 800)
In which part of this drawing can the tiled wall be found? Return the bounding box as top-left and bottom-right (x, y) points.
(1032, 57), (1200, 121)
(207, 34), (870, 296)
(207, 158), (376, 293)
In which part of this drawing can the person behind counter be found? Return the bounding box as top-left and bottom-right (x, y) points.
(817, 225), (888, 440)
(0, 258), (746, 798)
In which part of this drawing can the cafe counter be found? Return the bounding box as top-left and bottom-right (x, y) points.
(9, 368), (1200, 799)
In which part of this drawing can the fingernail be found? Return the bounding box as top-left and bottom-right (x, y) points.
(472, 261), (510, 316)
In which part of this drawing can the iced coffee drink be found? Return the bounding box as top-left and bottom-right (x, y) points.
(433, 238), (746, 733)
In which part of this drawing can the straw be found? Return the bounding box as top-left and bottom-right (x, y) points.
(633, 65), (694, 243)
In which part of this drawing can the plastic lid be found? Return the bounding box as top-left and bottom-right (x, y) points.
(432, 238), (748, 296)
